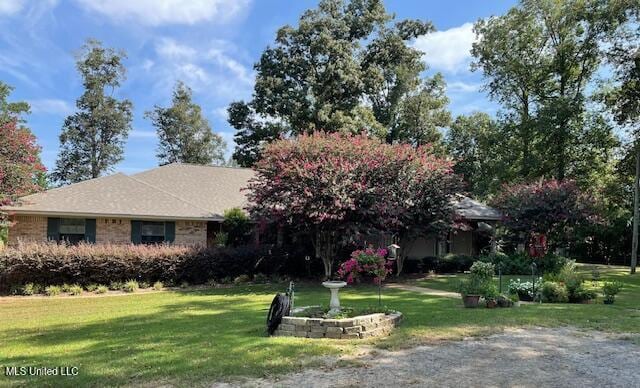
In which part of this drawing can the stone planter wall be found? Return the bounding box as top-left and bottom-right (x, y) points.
(272, 312), (403, 339)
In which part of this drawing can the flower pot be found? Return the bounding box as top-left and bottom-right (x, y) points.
(517, 291), (534, 302)
(462, 294), (480, 308)
(486, 299), (497, 308)
(513, 301), (521, 307)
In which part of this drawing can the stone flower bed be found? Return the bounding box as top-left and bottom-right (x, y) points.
(273, 312), (403, 339)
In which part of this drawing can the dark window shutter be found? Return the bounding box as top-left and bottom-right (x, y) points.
(85, 219), (96, 243)
(47, 218), (60, 242)
(131, 220), (142, 244)
(165, 221), (175, 243)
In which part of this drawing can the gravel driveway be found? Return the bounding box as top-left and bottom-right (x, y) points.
(218, 327), (640, 388)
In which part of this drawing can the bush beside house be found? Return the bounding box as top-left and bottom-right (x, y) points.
(0, 243), (292, 292)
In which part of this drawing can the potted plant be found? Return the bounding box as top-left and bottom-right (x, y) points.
(458, 278), (484, 308)
(602, 281), (622, 305)
(483, 283), (499, 308)
(509, 292), (521, 307)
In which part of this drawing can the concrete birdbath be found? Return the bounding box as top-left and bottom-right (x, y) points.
(322, 280), (347, 314)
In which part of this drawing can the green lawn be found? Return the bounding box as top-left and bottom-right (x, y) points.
(412, 273), (539, 293)
(0, 265), (638, 387)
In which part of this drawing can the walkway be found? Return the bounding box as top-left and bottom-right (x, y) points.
(385, 283), (459, 298)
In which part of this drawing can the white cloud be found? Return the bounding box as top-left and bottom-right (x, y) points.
(207, 48), (254, 86)
(75, 0), (250, 26)
(448, 81), (481, 93)
(156, 38), (197, 60)
(413, 22), (476, 74)
(28, 99), (73, 116)
(0, 0), (25, 15)
(0, 0), (58, 18)
(149, 38), (254, 100)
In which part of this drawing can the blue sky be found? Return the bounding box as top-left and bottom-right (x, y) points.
(0, 0), (516, 174)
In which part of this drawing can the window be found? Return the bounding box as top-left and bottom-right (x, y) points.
(141, 221), (165, 244)
(59, 218), (86, 244)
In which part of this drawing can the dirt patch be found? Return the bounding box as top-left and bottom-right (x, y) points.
(216, 327), (640, 387)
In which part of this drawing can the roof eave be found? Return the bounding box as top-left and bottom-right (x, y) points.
(2, 209), (224, 222)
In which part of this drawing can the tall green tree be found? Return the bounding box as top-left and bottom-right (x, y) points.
(0, 81), (30, 125)
(52, 39), (133, 185)
(446, 112), (500, 196)
(392, 74), (450, 147)
(601, 4), (640, 273)
(146, 81), (226, 166)
(472, 6), (547, 180)
(525, 0), (626, 180)
(228, 0), (444, 166)
(472, 0), (626, 185)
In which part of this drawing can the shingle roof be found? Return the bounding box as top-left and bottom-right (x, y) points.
(453, 194), (502, 221)
(2, 163), (500, 222)
(2, 164), (253, 221)
(132, 164), (255, 219)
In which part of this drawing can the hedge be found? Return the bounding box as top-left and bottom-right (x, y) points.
(0, 243), (291, 292)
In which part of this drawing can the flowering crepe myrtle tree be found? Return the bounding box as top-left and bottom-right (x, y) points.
(246, 132), (460, 278)
(0, 120), (46, 207)
(0, 120), (46, 240)
(490, 179), (598, 254)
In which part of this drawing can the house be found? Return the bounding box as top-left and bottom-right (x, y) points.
(2, 163), (501, 256)
(2, 164), (254, 247)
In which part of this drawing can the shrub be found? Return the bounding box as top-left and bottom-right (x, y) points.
(95, 285), (108, 294)
(253, 273), (269, 283)
(603, 281), (623, 303)
(222, 208), (251, 247)
(139, 281), (150, 289)
(507, 278), (542, 301)
(109, 281), (124, 291)
(469, 261), (494, 282)
(45, 285), (61, 296)
(0, 243), (291, 292)
(479, 252), (568, 275)
(21, 283), (42, 295)
(435, 254), (474, 273)
(457, 278), (484, 296)
(233, 275), (250, 284)
(122, 280), (139, 293)
(337, 248), (392, 284)
(537, 253), (569, 275)
(541, 281), (569, 303)
(479, 252), (530, 275)
(61, 283), (72, 292)
(482, 282), (499, 300)
(213, 232), (228, 247)
(68, 284), (83, 295)
(153, 281), (163, 290)
(85, 283), (98, 292)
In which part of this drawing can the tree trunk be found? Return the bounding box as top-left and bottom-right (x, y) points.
(315, 230), (336, 279)
(396, 235), (415, 277)
(631, 141), (639, 274)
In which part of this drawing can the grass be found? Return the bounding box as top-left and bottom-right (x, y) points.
(413, 273), (537, 293)
(0, 265), (638, 387)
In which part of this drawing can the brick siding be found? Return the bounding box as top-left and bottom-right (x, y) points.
(175, 220), (207, 247)
(7, 215), (47, 245)
(8, 216), (207, 247)
(96, 218), (131, 244)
